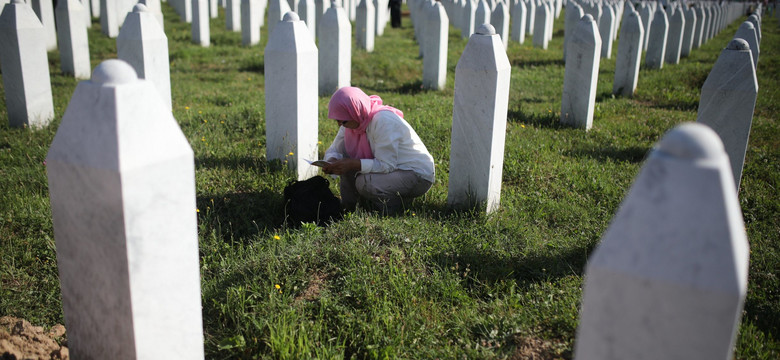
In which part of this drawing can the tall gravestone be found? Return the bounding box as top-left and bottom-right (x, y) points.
(561, 14), (601, 130)
(318, 1), (351, 95)
(613, 10), (643, 97)
(226, 0), (240, 31)
(563, 1), (583, 60)
(0, 0), (54, 128)
(448, 24), (510, 214)
(265, 12), (319, 180)
(373, 0), (386, 35)
(56, 0), (91, 79)
(598, 4), (615, 58)
(574, 123), (749, 360)
(118, 4), (172, 111)
(525, 0), (534, 35)
(30, 0), (57, 50)
(645, 7), (668, 69)
(510, 0), (525, 43)
(241, 0), (260, 45)
(89, 0), (100, 18)
(532, 0), (549, 49)
(356, 0), (374, 51)
(422, 1), (447, 90)
(639, 3), (652, 51)
(747, 14), (760, 43)
(192, 0), (210, 46)
(680, 6), (696, 57)
(696, 39), (758, 191)
(299, 0), (316, 40)
(693, 5), (705, 48)
(47, 60), (205, 360)
(490, 0), (508, 49)
(268, 0), (291, 37)
(664, 7), (684, 64)
(734, 21), (759, 69)
(461, 0), (475, 38)
(100, 0), (118, 37)
(140, 0), (164, 27)
(474, 0), (490, 30)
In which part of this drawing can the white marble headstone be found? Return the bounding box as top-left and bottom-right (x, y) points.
(356, 0), (375, 51)
(664, 7), (684, 64)
(490, 0), (508, 49)
(747, 14), (760, 43)
(192, 0), (210, 46)
(525, 0), (534, 35)
(100, 0), (118, 37)
(268, 0), (291, 37)
(46, 59), (205, 360)
(598, 4), (614, 58)
(56, 0), (91, 79)
(560, 14), (601, 130)
(474, 0), (490, 30)
(679, 6), (696, 57)
(734, 21), (759, 69)
(318, 1), (351, 95)
(265, 12), (319, 180)
(461, 0), (475, 38)
(30, 0), (57, 50)
(563, 1), (582, 60)
(422, 1), (448, 90)
(298, 0), (316, 40)
(639, 3), (653, 51)
(226, 0), (240, 30)
(696, 39), (758, 191)
(574, 122), (749, 360)
(613, 10), (643, 97)
(0, 0), (54, 128)
(692, 5), (705, 48)
(510, 0), (525, 43)
(139, 0), (164, 27)
(531, 0), (549, 49)
(645, 7), (668, 69)
(241, 0), (260, 45)
(118, 4), (172, 110)
(448, 24), (511, 214)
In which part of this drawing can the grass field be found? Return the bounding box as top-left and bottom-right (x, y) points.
(1, 3), (778, 359)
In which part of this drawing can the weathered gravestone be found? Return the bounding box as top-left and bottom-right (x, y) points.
(563, 1), (583, 60)
(192, 0), (210, 46)
(696, 39), (757, 191)
(448, 24), (510, 214)
(318, 1), (351, 95)
(30, 0), (57, 50)
(100, 0), (118, 37)
(574, 122), (749, 360)
(265, 12), (319, 180)
(598, 4), (614, 58)
(532, 0), (549, 49)
(561, 14), (601, 130)
(241, 0), (260, 45)
(0, 0), (54, 128)
(356, 0), (375, 51)
(56, 0), (91, 79)
(299, 0), (316, 40)
(226, 0), (240, 30)
(46, 59), (205, 360)
(664, 6), (684, 64)
(510, 0), (525, 43)
(645, 6), (668, 69)
(268, 0), (292, 37)
(422, 1), (447, 90)
(490, 0), (508, 49)
(118, 4), (172, 110)
(734, 21), (759, 69)
(613, 10), (643, 97)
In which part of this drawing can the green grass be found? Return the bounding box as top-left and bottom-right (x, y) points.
(1, 4), (778, 359)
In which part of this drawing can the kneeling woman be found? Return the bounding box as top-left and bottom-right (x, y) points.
(322, 87), (435, 215)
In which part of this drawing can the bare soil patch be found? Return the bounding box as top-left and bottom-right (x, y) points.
(0, 317), (68, 360)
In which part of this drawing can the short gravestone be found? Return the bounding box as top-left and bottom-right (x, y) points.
(268, 0), (291, 37)
(422, 1), (447, 90)
(241, 0), (260, 45)
(490, 0), (508, 49)
(56, 0), (91, 79)
(613, 10), (643, 97)
(100, 0), (119, 37)
(265, 12), (319, 180)
(118, 4), (172, 110)
(532, 0), (549, 49)
(318, 1), (351, 95)
(574, 123), (749, 360)
(448, 24), (511, 214)
(510, 0), (525, 43)
(561, 14), (601, 130)
(298, 0), (316, 40)
(461, 0), (475, 38)
(46, 59), (205, 360)
(680, 6), (696, 57)
(734, 21), (759, 69)
(696, 39), (758, 191)
(693, 5), (705, 48)
(664, 7), (684, 64)
(226, 0), (240, 30)
(645, 7), (668, 69)
(563, 2), (583, 60)
(356, 0), (374, 51)
(0, 0), (54, 128)
(30, 0), (57, 50)
(598, 4), (614, 58)
(192, 0), (210, 46)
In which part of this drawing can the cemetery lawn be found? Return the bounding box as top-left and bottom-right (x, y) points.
(1, 5), (778, 359)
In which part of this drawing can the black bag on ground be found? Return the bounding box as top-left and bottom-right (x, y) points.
(283, 176), (342, 226)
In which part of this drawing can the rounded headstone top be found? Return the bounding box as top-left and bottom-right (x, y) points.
(283, 11), (299, 21)
(655, 123), (724, 160)
(133, 3), (149, 12)
(727, 38), (750, 51)
(748, 14), (759, 20)
(92, 60), (138, 86)
(740, 21), (755, 29)
(581, 14), (595, 23)
(476, 23), (496, 35)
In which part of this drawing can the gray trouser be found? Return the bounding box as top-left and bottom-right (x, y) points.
(340, 170), (432, 215)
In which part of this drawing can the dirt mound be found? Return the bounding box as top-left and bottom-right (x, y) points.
(0, 316), (68, 360)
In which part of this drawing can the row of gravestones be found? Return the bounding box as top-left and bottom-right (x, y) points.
(40, 6), (763, 354)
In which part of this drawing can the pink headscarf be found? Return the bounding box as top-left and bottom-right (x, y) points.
(328, 87), (404, 159)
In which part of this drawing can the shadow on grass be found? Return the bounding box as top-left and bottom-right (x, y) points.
(196, 154), (269, 171)
(564, 144), (649, 164)
(511, 58), (565, 69)
(507, 108), (566, 129)
(239, 60), (265, 74)
(197, 188), (286, 241)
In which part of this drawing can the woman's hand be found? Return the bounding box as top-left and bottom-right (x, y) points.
(322, 159), (361, 175)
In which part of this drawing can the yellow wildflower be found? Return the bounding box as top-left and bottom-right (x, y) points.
(274, 235), (281, 240)
(185, 106), (190, 110)
(275, 284), (281, 289)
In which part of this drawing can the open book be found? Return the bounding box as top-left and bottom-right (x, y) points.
(305, 159), (331, 167)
